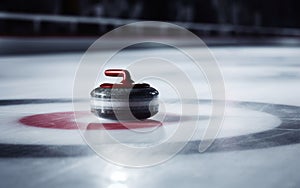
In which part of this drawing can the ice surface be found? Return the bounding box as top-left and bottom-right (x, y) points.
(0, 46), (299, 187)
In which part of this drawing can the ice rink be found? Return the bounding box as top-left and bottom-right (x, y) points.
(0, 46), (300, 188)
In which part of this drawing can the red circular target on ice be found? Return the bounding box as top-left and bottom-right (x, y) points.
(19, 111), (163, 130)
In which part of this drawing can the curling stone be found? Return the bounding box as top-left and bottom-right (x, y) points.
(90, 69), (159, 120)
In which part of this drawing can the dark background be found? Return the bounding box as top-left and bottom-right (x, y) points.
(1, 0), (300, 37)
